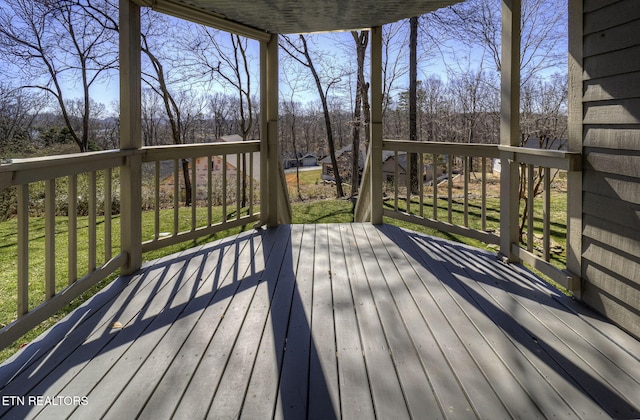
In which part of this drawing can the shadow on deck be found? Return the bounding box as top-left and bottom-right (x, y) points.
(1, 224), (639, 419)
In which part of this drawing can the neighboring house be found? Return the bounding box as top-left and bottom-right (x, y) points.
(300, 153), (318, 167)
(159, 134), (259, 200)
(284, 153), (318, 169)
(381, 150), (407, 183)
(320, 144), (366, 182)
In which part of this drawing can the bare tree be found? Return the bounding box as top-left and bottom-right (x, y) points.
(0, 0), (117, 153)
(208, 92), (234, 139)
(409, 17), (419, 194)
(518, 73), (568, 240)
(281, 34), (345, 198)
(430, 0), (567, 83)
(191, 28), (256, 207)
(140, 14), (194, 206)
(382, 21), (409, 118)
(0, 84), (43, 155)
(141, 87), (166, 146)
(448, 66), (499, 145)
(350, 30), (369, 196)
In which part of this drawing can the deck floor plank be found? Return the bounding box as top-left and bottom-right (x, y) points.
(354, 223), (443, 418)
(377, 225), (512, 418)
(54, 249), (215, 420)
(1, 224), (640, 419)
(345, 224), (411, 420)
(220, 227), (289, 420)
(305, 224), (340, 420)
(273, 224), (315, 419)
(373, 225), (482, 418)
(328, 224), (375, 420)
(134, 229), (278, 420)
(193, 231), (288, 418)
(168, 227), (290, 420)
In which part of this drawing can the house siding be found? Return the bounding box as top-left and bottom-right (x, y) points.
(581, 0), (640, 338)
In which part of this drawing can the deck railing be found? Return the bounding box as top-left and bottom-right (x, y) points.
(356, 139), (581, 293)
(378, 140), (501, 245)
(499, 145), (582, 291)
(0, 150), (128, 348)
(140, 141), (262, 253)
(0, 140), (285, 350)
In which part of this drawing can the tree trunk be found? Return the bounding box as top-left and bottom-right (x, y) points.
(409, 16), (419, 194)
(351, 30), (370, 196)
(351, 86), (361, 197)
(181, 158), (192, 207)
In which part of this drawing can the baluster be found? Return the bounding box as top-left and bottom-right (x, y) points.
(481, 157), (487, 231)
(45, 179), (56, 299)
(89, 171), (97, 272)
(105, 168), (112, 261)
(543, 167), (551, 261)
(208, 155), (213, 226)
(447, 155), (453, 224)
(173, 160), (179, 235)
(222, 154), (228, 223)
(527, 164), (534, 252)
(432, 153), (438, 220)
(419, 153), (424, 217)
(191, 157), (197, 231)
(154, 161), (160, 240)
(17, 184), (29, 317)
(68, 175), (77, 284)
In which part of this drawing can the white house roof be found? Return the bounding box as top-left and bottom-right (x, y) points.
(136, 0), (464, 36)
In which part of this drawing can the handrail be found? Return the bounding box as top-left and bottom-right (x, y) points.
(499, 145), (581, 171)
(0, 149), (132, 189)
(0, 137), (581, 351)
(140, 141), (263, 252)
(501, 146), (582, 292)
(384, 139), (501, 158)
(142, 140), (260, 161)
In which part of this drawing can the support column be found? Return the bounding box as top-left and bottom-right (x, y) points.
(566, 0), (583, 296)
(370, 26), (383, 225)
(499, 0), (521, 261)
(260, 34), (279, 227)
(119, 0), (142, 274)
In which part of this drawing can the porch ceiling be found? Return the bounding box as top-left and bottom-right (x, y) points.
(137, 0), (463, 35)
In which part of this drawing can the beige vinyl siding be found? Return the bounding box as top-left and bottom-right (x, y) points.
(581, 0), (640, 338)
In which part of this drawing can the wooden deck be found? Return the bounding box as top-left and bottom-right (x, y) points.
(1, 223), (639, 419)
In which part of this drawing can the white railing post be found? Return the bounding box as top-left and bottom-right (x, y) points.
(499, 0), (521, 262)
(370, 26), (383, 225)
(260, 33), (281, 227)
(119, 0), (143, 274)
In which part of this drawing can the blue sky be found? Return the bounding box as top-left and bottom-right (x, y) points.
(0, 1), (568, 116)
